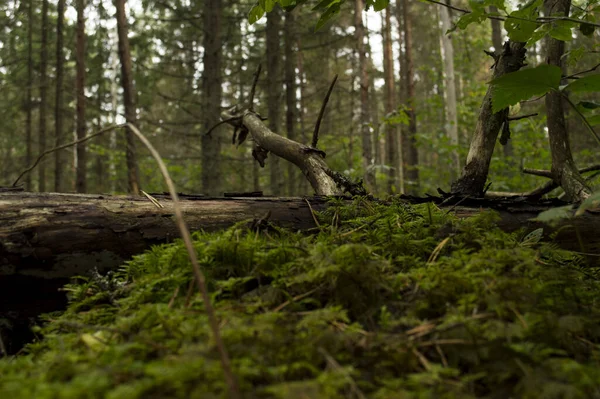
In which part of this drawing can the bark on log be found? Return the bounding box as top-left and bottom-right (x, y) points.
(2, 192), (599, 281)
(2, 191), (599, 355)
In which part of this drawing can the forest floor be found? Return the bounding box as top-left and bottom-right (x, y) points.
(1, 198), (600, 398)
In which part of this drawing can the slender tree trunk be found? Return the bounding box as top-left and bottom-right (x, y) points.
(200, 0), (223, 196)
(296, 36), (310, 194)
(75, 0), (87, 193)
(451, 42), (527, 196)
(382, 9), (398, 193)
(355, 0), (375, 191)
(266, 7), (283, 195)
(439, 2), (460, 180)
(400, 0), (419, 193)
(349, 51), (357, 170)
(365, 23), (382, 189)
(284, 10), (298, 196)
(54, 0), (66, 192)
(25, 0), (33, 191)
(115, 0), (141, 195)
(489, 5), (513, 158)
(543, 0), (590, 201)
(109, 42), (119, 193)
(95, 91), (105, 192)
(38, 0), (49, 192)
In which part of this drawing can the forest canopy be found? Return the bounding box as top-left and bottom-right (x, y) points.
(0, 0), (597, 198)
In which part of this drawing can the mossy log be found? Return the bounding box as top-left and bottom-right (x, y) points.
(1, 192), (599, 281)
(1, 191), (599, 354)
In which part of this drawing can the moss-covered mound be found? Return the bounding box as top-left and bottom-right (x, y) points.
(2, 199), (600, 398)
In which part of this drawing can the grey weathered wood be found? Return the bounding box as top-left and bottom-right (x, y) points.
(0, 192), (326, 279)
(2, 192), (599, 282)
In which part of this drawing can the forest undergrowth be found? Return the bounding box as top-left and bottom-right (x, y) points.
(1, 198), (600, 398)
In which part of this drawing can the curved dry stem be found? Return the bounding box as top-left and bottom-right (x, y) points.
(13, 124), (125, 187)
(13, 122), (240, 398)
(125, 123), (240, 399)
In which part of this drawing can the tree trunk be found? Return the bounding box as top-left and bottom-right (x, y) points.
(382, 8), (398, 194)
(115, 0), (141, 195)
(354, 0), (376, 191)
(25, 0), (33, 191)
(296, 36), (310, 194)
(451, 42), (527, 197)
(543, 0), (590, 202)
(38, 0), (49, 192)
(54, 0), (66, 192)
(400, 0), (419, 193)
(489, 5), (514, 158)
(284, 10), (298, 196)
(266, 7), (283, 195)
(365, 22), (381, 176)
(200, 0), (223, 196)
(75, 0), (87, 193)
(439, 2), (460, 180)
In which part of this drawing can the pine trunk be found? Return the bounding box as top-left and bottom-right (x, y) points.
(25, 0), (33, 191)
(439, 3), (460, 180)
(38, 0), (49, 192)
(382, 9), (398, 193)
(284, 11), (298, 196)
(266, 7), (283, 195)
(354, 0), (375, 191)
(400, 0), (419, 193)
(115, 0), (141, 195)
(201, 0), (223, 196)
(75, 0), (87, 193)
(54, 0), (66, 192)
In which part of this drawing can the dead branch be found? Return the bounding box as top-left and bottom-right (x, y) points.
(312, 74), (338, 148)
(220, 68), (350, 196)
(522, 168), (553, 178)
(508, 113), (538, 121)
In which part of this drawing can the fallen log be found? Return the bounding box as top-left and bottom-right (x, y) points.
(2, 191), (599, 280)
(1, 191), (599, 355)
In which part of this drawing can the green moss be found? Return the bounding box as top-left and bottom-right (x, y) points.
(2, 198), (600, 398)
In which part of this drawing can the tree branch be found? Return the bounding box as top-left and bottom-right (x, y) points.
(312, 74), (338, 148)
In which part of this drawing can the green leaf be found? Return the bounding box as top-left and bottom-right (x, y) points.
(526, 24), (550, 46)
(315, 3), (341, 31)
(533, 205), (573, 226)
(504, 0), (542, 42)
(490, 65), (562, 113)
(520, 228), (544, 247)
(548, 20), (575, 41)
(279, 0), (295, 6)
(249, 4), (265, 24)
(264, 0), (276, 12)
(588, 114), (600, 126)
(455, 11), (486, 30)
(580, 14), (597, 37)
(505, 11), (539, 42)
(370, 0), (389, 12)
(565, 74), (600, 93)
(312, 0), (338, 11)
(576, 190), (600, 216)
(578, 101), (600, 110)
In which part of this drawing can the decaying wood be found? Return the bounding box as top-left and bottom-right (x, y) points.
(2, 191), (599, 355)
(221, 108), (344, 196)
(2, 192), (599, 281)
